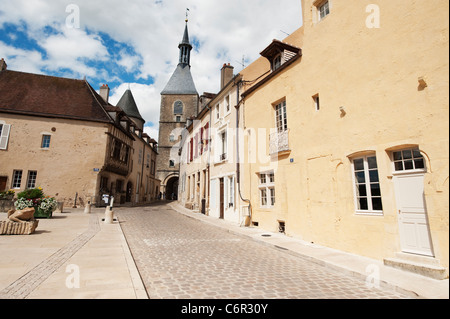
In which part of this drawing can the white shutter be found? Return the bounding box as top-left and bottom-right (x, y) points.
(224, 177), (228, 209)
(0, 124), (11, 150)
(210, 179), (217, 211)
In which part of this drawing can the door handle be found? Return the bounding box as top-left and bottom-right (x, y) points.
(398, 209), (401, 214)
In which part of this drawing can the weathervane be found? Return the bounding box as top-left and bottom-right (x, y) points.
(186, 8), (190, 22)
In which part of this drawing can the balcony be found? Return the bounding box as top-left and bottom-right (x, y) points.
(269, 129), (290, 155)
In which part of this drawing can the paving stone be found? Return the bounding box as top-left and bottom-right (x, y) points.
(116, 204), (411, 299)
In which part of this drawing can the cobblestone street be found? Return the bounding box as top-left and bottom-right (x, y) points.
(117, 203), (410, 299)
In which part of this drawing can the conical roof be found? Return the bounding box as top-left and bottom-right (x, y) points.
(161, 64), (198, 95)
(116, 89), (144, 121)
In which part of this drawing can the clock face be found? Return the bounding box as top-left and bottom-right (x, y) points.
(174, 101), (184, 115)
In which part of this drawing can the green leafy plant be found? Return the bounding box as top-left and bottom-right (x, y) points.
(14, 187), (57, 213)
(17, 188), (43, 200)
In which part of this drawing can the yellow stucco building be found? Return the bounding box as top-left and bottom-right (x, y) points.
(240, 0), (449, 278)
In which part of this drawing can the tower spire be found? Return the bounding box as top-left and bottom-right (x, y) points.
(179, 13), (192, 66)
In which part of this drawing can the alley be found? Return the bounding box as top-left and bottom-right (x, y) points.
(116, 203), (409, 299)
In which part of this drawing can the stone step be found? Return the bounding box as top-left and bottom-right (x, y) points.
(384, 253), (447, 280)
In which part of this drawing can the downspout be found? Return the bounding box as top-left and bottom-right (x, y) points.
(207, 103), (212, 215)
(235, 78), (252, 226)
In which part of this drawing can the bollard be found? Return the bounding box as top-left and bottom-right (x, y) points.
(104, 207), (114, 224)
(84, 201), (91, 214)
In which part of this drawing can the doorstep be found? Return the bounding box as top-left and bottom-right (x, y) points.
(384, 252), (447, 280)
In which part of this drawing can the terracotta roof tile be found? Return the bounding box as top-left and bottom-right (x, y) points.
(0, 70), (112, 123)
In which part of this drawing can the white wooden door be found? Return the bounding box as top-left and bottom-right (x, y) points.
(393, 174), (434, 256)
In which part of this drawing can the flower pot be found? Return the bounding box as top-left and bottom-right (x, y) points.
(34, 206), (53, 219)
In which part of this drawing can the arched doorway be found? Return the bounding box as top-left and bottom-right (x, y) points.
(165, 176), (179, 200)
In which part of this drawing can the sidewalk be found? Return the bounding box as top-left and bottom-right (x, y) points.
(0, 207), (147, 299)
(1, 204), (448, 299)
(168, 202), (449, 299)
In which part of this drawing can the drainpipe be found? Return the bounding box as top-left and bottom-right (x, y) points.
(235, 78), (251, 226)
(206, 103), (212, 215)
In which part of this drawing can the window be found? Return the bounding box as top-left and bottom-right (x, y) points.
(12, 170), (22, 189)
(27, 171), (37, 189)
(228, 176), (235, 207)
(318, 1), (330, 20)
(352, 156), (383, 213)
(174, 101), (184, 115)
(0, 123), (11, 150)
(176, 116), (181, 123)
(225, 95), (231, 114)
(273, 54), (282, 71)
(275, 101), (288, 132)
(169, 134), (175, 142)
(259, 171), (275, 208)
(41, 135), (51, 149)
(392, 149), (425, 172)
(169, 160), (175, 168)
(219, 130), (227, 161)
(216, 104), (220, 121)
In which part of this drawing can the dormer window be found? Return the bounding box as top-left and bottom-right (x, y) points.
(260, 40), (302, 73)
(273, 54), (282, 71)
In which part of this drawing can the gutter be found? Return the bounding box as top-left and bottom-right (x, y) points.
(234, 78), (252, 226)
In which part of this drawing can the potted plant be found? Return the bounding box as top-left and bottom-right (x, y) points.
(14, 187), (58, 219)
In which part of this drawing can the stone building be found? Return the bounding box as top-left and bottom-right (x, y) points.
(0, 61), (160, 208)
(156, 21), (199, 199)
(240, 0), (448, 278)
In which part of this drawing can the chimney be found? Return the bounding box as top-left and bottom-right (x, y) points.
(0, 58), (7, 72)
(99, 84), (110, 103)
(220, 63), (234, 90)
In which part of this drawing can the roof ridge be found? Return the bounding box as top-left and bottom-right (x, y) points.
(2, 69), (86, 82)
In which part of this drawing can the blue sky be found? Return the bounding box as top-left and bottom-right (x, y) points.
(0, 0), (303, 139)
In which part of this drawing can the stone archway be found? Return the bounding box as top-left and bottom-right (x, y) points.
(165, 176), (179, 200)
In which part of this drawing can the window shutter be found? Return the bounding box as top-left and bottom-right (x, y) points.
(0, 124), (11, 150)
(190, 138), (193, 162)
(200, 127), (204, 155)
(205, 122), (209, 148)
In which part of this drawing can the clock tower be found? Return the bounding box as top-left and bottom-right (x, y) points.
(157, 19), (199, 199)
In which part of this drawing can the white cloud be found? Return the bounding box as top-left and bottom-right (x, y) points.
(109, 82), (160, 140)
(0, 0), (303, 141)
(40, 28), (109, 77)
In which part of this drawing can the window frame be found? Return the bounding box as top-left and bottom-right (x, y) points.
(12, 170), (23, 189)
(391, 148), (426, 174)
(228, 175), (235, 208)
(272, 53), (283, 71)
(258, 171), (275, 208)
(225, 95), (231, 116)
(275, 100), (288, 133)
(27, 170), (38, 189)
(351, 155), (383, 215)
(215, 103), (221, 123)
(41, 134), (52, 149)
(317, 0), (330, 21)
